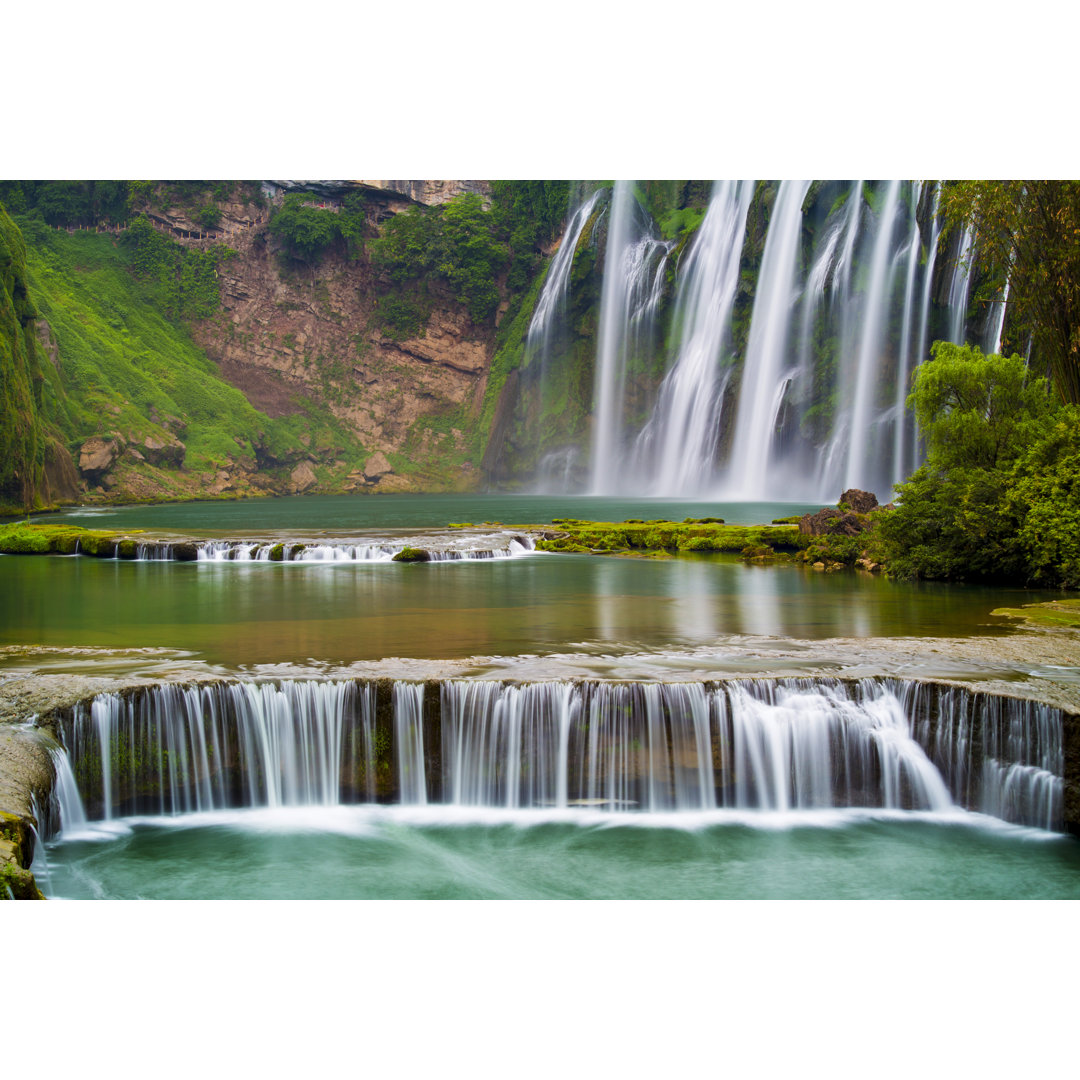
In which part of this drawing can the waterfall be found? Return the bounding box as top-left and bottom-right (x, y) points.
(987, 275), (1010, 355)
(51, 677), (1068, 829)
(724, 180), (812, 498)
(563, 178), (987, 502)
(842, 179), (903, 491)
(948, 224), (975, 344)
(63, 681), (374, 817)
(589, 182), (672, 492)
(393, 682), (427, 805)
(527, 188), (603, 352)
(635, 180), (754, 493)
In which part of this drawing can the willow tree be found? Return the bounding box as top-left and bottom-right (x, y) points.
(941, 180), (1080, 404)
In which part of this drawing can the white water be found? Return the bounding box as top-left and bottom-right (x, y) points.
(635, 180), (754, 493)
(52, 677), (1066, 830)
(724, 181), (812, 498)
(589, 182), (672, 492)
(570, 180), (984, 504)
(842, 179), (903, 490)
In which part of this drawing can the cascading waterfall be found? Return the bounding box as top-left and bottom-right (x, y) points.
(48, 677), (1068, 832)
(561, 179), (986, 502)
(723, 180), (812, 498)
(589, 181), (672, 493)
(842, 179), (903, 491)
(948, 224), (975, 344)
(634, 180), (754, 493)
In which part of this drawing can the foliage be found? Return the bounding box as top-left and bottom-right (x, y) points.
(119, 214), (228, 317)
(0, 205), (49, 510)
(941, 181), (1080, 404)
(197, 205), (222, 230)
(0, 181), (130, 227)
(269, 191), (369, 266)
(372, 193), (509, 325)
(269, 194), (343, 263)
(876, 344), (1080, 586)
(490, 181), (570, 290)
(535, 518), (807, 556)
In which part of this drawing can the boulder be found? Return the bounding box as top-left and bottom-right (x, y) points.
(137, 433), (186, 468)
(289, 460), (318, 494)
(839, 488), (879, 514)
(363, 452), (393, 483)
(78, 435), (125, 479)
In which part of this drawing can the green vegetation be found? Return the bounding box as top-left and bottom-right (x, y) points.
(0, 206), (51, 511)
(120, 214), (233, 318)
(371, 193), (508, 325)
(991, 599), (1080, 629)
(876, 343), (1080, 587)
(942, 181), (1080, 404)
(534, 518), (807, 556)
(0, 521), (122, 556)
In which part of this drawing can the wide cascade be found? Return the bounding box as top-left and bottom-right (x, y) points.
(50, 677), (1065, 831)
(528, 180), (981, 501)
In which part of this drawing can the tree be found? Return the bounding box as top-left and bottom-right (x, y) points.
(269, 194), (343, 263)
(941, 181), (1080, 404)
(878, 343), (1079, 585)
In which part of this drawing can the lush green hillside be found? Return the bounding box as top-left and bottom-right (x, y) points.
(2, 211), (373, 506)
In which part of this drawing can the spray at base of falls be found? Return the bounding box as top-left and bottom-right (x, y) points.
(49, 677), (1068, 833)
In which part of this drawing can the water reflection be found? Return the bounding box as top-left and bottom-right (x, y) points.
(0, 551), (1060, 670)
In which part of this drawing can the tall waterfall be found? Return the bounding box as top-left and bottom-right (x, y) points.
(50, 677), (1066, 831)
(634, 180), (754, 493)
(589, 181), (672, 493)
(723, 180), (812, 498)
(531, 179), (984, 501)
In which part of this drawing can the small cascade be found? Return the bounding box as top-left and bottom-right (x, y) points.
(74, 534), (538, 563)
(49, 746), (86, 833)
(589, 181), (673, 492)
(393, 682), (427, 805)
(62, 681), (375, 818)
(50, 677), (1069, 830)
(913, 686), (1065, 830)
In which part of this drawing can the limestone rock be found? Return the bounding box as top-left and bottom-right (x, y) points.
(78, 434), (125, 479)
(290, 460), (318, 493)
(363, 452), (393, 483)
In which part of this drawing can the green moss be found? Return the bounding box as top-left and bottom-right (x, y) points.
(268, 542), (285, 562)
(392, 546), (430, 562)
(990, 599), (1080, 628)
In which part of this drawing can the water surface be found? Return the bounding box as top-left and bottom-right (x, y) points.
(42, 807), (1080, 900)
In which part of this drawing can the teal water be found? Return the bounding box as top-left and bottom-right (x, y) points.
(39, 493), (822, 531)
(0, 548), (1043, 667)
(42, 808), (1080, 900)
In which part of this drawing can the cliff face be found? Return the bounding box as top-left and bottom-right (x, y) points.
(1, 181), (509, 507)
(135, 182), (499, 495)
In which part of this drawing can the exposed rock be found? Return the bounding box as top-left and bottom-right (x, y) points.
(35, 318), (60, 370)
(137, 432), (186, 468)
(289, 460), (318, 493)
(799, 508), (873, 538)
(840, 488), (879, 514)
(363, 452), (393, 483)
(78, 434), (125, 479)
